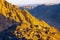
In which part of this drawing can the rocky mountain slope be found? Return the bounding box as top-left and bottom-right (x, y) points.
(26, 4), (60, 30)
(0, 0), (60, 40)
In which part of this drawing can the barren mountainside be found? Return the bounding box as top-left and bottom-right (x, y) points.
(0, 0), (60, 40)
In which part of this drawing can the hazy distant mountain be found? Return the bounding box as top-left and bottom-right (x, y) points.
(19, 4), (38, 10)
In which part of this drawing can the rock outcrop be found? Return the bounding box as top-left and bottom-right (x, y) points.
(0, 0), (60, 40)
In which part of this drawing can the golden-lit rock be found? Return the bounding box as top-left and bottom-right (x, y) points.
(0, 0), (60, 40)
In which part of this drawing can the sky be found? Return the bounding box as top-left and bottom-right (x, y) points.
(6, 0), (60, 5)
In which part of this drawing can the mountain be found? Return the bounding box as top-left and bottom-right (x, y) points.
(0, 0), (60, 40)
(25, 4), (60, 30)
(19, 4), (38, 10)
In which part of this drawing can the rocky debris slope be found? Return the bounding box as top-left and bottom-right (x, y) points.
(0, 0), (60, 40)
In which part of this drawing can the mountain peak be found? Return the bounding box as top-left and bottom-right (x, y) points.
(0, 0), (60, 40)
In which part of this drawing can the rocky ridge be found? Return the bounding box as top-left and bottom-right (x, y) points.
(0, 0), (60, 40)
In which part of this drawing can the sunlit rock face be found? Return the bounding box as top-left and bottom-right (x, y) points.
(0, 0), (60, 40)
